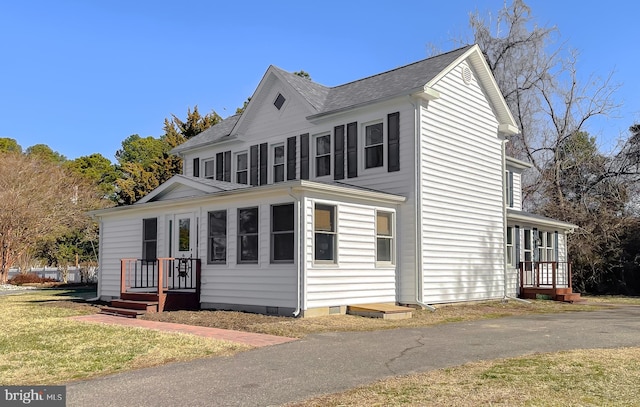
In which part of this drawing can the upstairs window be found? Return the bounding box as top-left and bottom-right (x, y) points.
(273, 144), (285, 183)
(204, 159), (215, 179)
(315, 134), (331, 177)
(365, 122), (384, 169)
(236, 152), (248, 184)
(314, 204), (336, 262)
(506, 170), (514, 208)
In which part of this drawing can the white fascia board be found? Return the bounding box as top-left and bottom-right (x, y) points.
(507, 210), (577, 232)
(90, 180), (406, 218)
(412, 86), (441, 102)
(506, 156), (532, 170)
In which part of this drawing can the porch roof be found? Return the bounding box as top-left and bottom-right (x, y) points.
(89, 179), (406, 218)
(507, 209), (578, 232)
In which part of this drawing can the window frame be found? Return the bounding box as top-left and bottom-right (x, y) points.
(375, 210), (394, 264)
(272, 143), (285, 183)
(364, 121), (384, 170)
(506, 226), (514, 267)
(314, 133), (332, 178)
(237, 207), (259, 264)
(203, 158), (215, 179)
(142, 218), (158, 263)
(207, 210), (227, 264)
(235, 151), (248, 184)
(270, 203), (294, 263)
(313, 203), (337, 263)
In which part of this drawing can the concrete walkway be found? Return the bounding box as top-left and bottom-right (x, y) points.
(67, 305), (640, 407)
(70, 314), (297, 347)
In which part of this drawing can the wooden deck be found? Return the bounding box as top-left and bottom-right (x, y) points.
(520, 287), (582, 303)
(347, 303), (413, 320)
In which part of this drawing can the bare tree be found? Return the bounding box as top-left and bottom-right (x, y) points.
(470, 0), (620, 208)
(0, 153), (107, 284)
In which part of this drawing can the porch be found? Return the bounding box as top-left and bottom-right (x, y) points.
(100, 257), (201, 317)
(518, 261), (581, 302)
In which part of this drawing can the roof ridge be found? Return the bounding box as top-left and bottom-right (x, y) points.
(327, 44), (473, 90)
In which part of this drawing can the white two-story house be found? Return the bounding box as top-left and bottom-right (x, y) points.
(92, 44), (578, 317)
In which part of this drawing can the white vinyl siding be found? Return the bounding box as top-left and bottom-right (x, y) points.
(304, 197), (397, 309)
(419, 60), (505, 304)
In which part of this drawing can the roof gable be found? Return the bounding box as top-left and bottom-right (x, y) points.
(136, 174), (248, 204)
(172, 44), (518, 155)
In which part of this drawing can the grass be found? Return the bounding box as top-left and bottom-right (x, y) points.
(287, 347), (640, 406)
(142, 299), (607, 338)
(0, 290), (249, 385)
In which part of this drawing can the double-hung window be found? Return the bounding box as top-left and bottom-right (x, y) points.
(208, 210), (227, 264)
(376, 211), (393, 263)
(142, 218), (157, 262)
(315, 135), (331, 177)
(506, 227), (514, 266)
(365, 122), (384, 169)
(238, 207), (258, 263)
(314, 204), (336, 262)
(273, 144), (285, 183)
(538, 231), (555, 262)
(204, 159), (215, 179)
(271, 204), (294, 262)
(236, 152), (248, 184)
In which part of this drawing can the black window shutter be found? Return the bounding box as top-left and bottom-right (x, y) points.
(215, 152), (224, 181)
(250, 145), (259, 186)
(224, 150), (231, 182)
(300, 133), (309, 180)
(388, 112), (400, 172)
(515, 226), (521, 266)
(334, 125), (345, 180)
(346, 122), (358, 178)
(508, 171), (514, 207)
(287, 136), (297, 180)
(259, 142), (268, 185)
(193, 158), (200, 177)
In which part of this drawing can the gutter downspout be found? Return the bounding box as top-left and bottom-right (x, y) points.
(501, 139), (531, 304)
(411, 96), (436, 312)
(288, 188), (302, 317)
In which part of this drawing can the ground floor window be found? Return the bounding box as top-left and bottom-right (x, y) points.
(506, 227), (514, 266)
(208, 210), (227, 264)
(314, 204), (336, 262)
(376, 211), (393, 263)
(538, 230), (556, 261)
(142, 218), (157, 262)
(238, 207), (258, 263)
(271, 203), (294, 263)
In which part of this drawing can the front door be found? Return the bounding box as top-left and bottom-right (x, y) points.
(172, 213), (195, 259)
(168, 213), (197, 290)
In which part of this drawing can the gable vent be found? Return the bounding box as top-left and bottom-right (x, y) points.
(274, 93), (286, 110)
(462, 66), (472, 85)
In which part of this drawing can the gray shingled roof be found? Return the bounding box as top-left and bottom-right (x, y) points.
(315, 45), (472, 116)
(171, 114), (240, 154)
(172, 45), (472, 153)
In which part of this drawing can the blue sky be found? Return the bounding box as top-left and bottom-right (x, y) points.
(1, 1), (637, 162)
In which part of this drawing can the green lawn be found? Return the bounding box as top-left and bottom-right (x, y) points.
(0, 290), (249, 385)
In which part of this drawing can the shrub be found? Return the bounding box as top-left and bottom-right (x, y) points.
(8, 273), (56, 285)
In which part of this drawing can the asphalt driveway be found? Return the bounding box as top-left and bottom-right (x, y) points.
(67, 305), (640, 407)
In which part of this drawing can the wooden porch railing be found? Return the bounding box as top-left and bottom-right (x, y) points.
(120, 258), (201, 311)
(519, 261), (572, 290)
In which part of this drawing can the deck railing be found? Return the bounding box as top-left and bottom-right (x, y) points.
(120, 257), (200, 293)
(519, 261), (572, 290)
